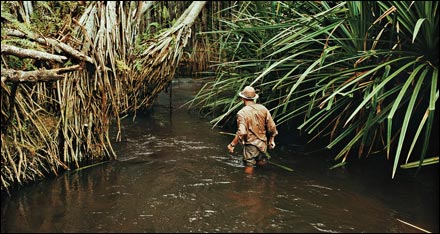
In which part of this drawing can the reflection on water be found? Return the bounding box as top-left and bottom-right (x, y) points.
(1, 79), (438, 233)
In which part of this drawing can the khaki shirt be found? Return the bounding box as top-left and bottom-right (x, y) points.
(236, 104), (278, 153)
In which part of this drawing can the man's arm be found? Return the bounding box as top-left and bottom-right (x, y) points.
(227, 134), (240, 153)
(266, 109), (278, 149)
(228, 113), (246, 153)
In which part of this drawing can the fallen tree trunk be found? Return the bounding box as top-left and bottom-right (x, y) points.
(1, 65), (81, 83)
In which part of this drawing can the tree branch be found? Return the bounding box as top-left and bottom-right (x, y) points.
(1, 65), (81, 83)
(4, 28), (94, 63)
(1, 44), (67, 63)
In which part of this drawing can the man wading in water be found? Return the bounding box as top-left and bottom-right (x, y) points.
(227, 86), (278, 174)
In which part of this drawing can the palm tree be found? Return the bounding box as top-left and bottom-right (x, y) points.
(188, 1), (439, 178)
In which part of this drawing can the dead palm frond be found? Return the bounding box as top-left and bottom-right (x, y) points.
(1, 1), (207, 193)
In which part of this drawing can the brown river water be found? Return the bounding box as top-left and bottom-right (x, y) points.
(1, 79), (438, 233)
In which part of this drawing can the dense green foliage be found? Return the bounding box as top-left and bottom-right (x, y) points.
(189, 1), (439, 178)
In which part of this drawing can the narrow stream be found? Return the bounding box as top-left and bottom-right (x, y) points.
(1, 79), (438, 233)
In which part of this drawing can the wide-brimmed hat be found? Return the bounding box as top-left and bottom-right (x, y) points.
(238, 86), (259, 100)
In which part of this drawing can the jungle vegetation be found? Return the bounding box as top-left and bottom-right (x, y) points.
(1, 1), (438, 194)
(187, 1), (439, 178)
(1, 1), (210, 193)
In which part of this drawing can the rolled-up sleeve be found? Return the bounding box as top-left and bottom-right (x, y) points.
(236, 113), (247, 140)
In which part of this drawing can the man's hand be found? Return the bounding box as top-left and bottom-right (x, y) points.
(227, 143), (235, 153)
(269, 141), (276, 149)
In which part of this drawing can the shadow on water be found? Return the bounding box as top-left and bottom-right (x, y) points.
(1, 79), (438, 233)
